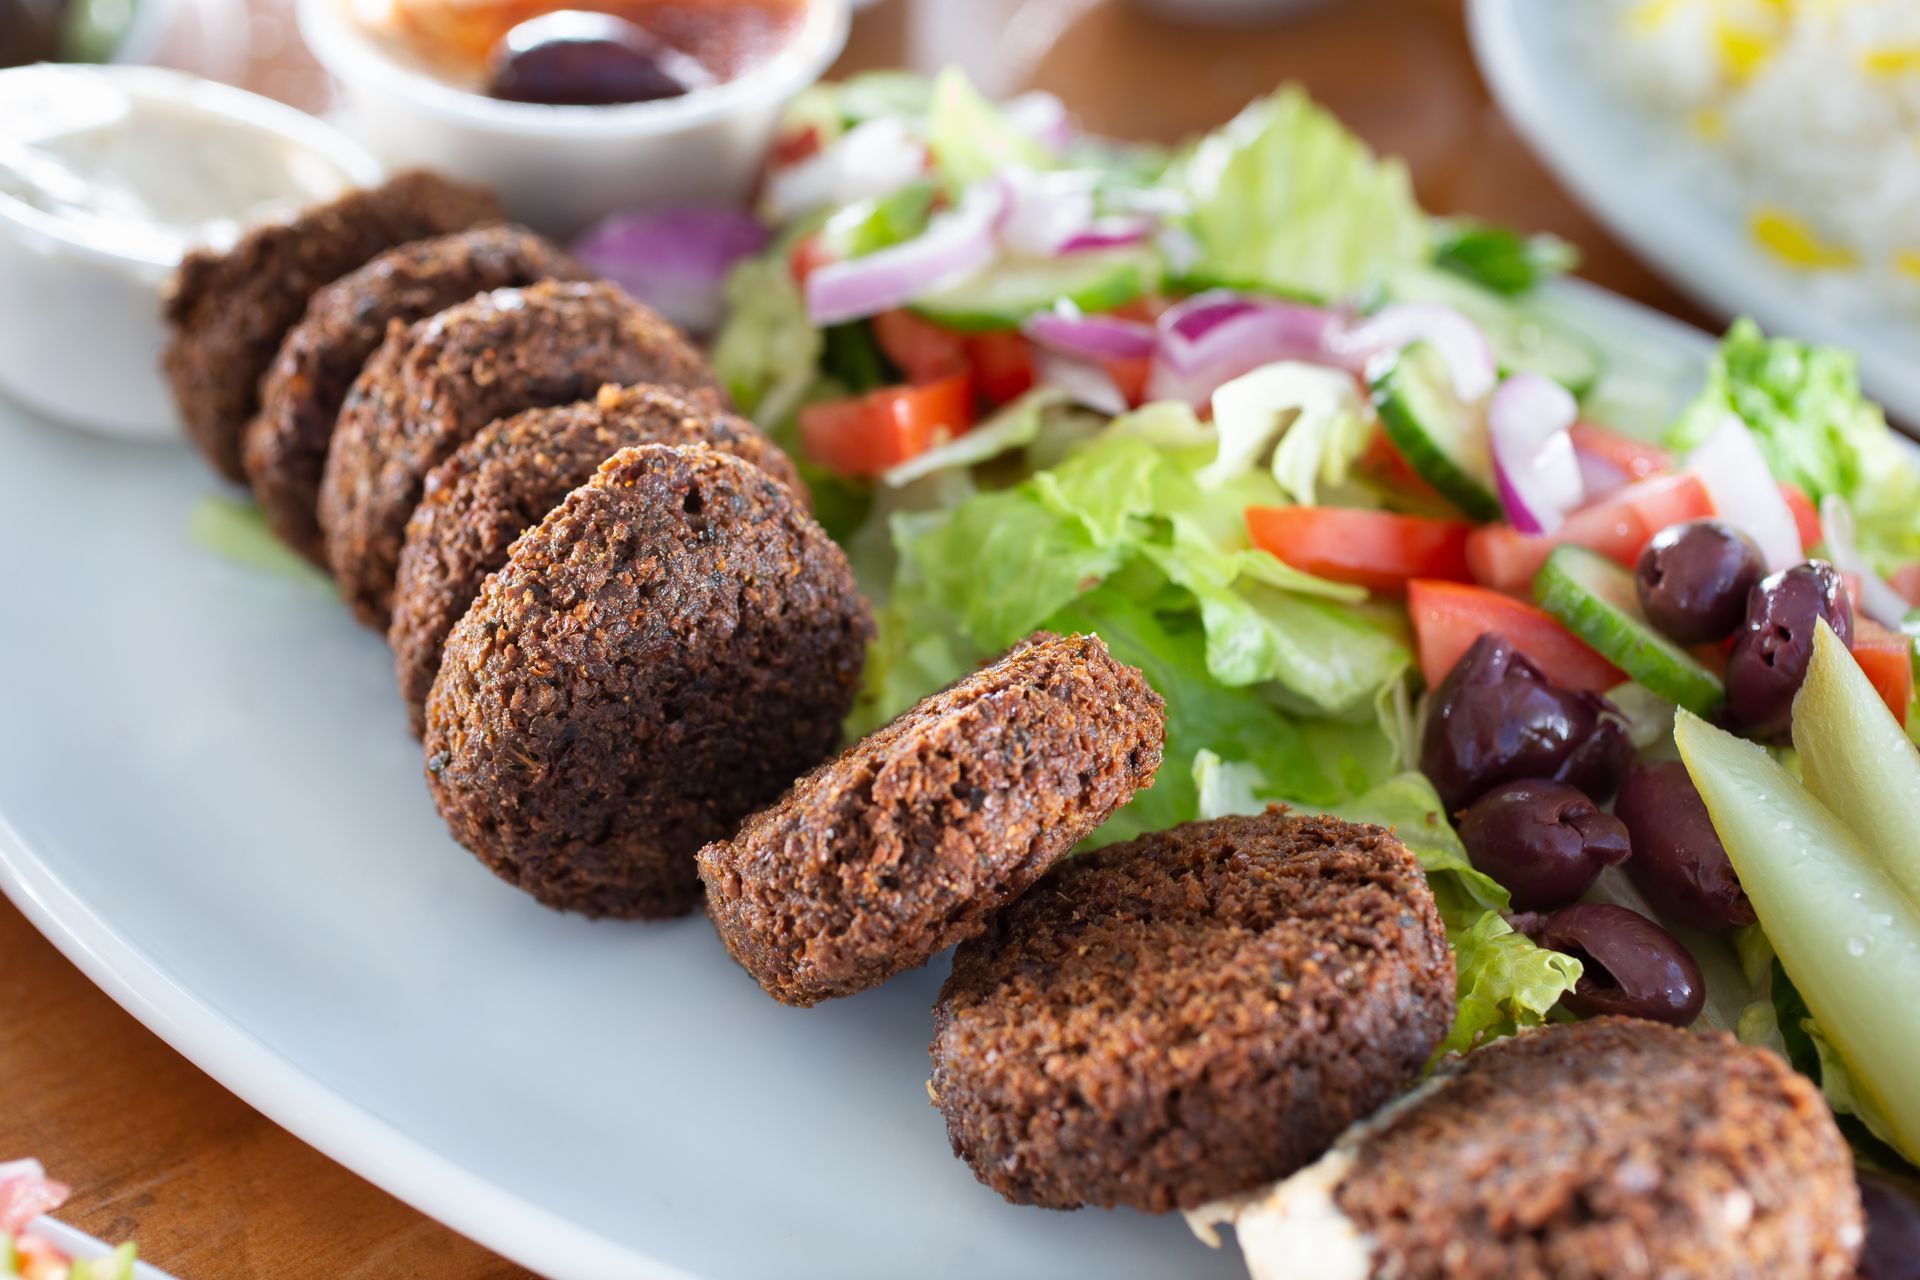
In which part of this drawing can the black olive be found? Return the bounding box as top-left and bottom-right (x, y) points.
(1724, 560), (1852, 740)
(1614, 760), (1755, 932)
(1634, 520), (1765, 644)
(1859, 1170), (1920, 1280)
(1521, 902), (1705, 1027)
(1458, 780), (1631, 911)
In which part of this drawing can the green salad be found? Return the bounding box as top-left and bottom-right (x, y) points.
(706, 68), (1920, 1166)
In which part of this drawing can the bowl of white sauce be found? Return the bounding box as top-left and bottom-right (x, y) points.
(0, 65), (381, 439)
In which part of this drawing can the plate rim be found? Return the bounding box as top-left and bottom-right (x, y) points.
(0, 276), (1724, 1280)
(1468, 0), (1920, 430)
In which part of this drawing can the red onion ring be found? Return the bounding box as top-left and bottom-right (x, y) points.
(804, 181), (1007, 326)
(1488, 374), (1583, 536)
(1332, 303), (1497, 402)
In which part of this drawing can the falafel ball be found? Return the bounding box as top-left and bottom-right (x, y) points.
(1196, 1017), (1863, 1280)
(318, 279), (717, 628)
(164, 171), (500, 482)
(242, 225), (588, 565)
(930, 809), (1455, 1214)
(389, 383), (803, 736)
(424, 443), (869, 919)
(697, 632), (1166, 1007)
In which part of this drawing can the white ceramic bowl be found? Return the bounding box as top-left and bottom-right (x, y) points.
(299, 0), (851, 238)
(0, 65), (381, 441)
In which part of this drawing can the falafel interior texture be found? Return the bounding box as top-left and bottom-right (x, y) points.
(317, 278), (719, 629)
(929, 809), (1456, 1214)
(1331, 1017), (1863, 1280)
(389, 383), (801, 737)
(423, 442), (871, 920)
(163, 171), (501, 483)
(242, 223), (589, 567)
(696, 631), (1168, 1008)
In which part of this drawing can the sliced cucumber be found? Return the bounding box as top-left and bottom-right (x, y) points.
(1533, 545), (1725, 715)
(909, 246), (1160, 332)
(1368, 342), (1501, 522)
(1390, 265), (1604, 399)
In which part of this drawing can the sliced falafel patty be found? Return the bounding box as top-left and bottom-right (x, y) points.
(389, 383), (802, 737)
(696, 632), (1166, 1007)
(1198, 1017), (1862, 1280)
(242, 225), (588, 566)
(424, 443), (869, 920)
(318, 279), (717, 628)
(163, 171), (500, 482)
(930, 809), (1455, 1214)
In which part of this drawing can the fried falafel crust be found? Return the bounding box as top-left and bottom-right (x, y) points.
(164, 171), (500, 482)
(243, 225), (588, 565)
(319, 279), (718, 628)
(390, 383), (803, 737)
(1331, 1017), (1862, 1279)
(696, 632), (1166, 1007)
(930, 810), (1455, 1213)
(424, 443), (869, 919)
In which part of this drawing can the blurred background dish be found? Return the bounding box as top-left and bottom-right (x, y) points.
(298, 0), (850, 235)
(0, 63), (378, 438)
(1471, 0), (1920, 429)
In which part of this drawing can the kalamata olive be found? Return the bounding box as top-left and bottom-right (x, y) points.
(1420, 634), (1632, 812)
(1859, 1170), (1920, 1280)
(1521, 902), (1705, 1026)
(486, 12), (705, 106)
(1634, 520), (1765, 644)
(1614, 760), (1756, 932)
(1458, 780), (1632, 911)
(1724, 560), (1853, 740)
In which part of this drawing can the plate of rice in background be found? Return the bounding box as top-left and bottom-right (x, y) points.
(1471, 0), (1920, 430)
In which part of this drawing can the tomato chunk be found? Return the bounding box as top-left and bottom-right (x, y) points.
(1407, 579), (1625, 693)
(1890, 563), (1920, 608)
(872, 310), (968, 384)
(787, 233), (834, 287)
(1567, 422), (1671, 492)
(798, 375), (975, 477)
(1466, 472), (1713, 594)
(1246, 506), (1473, 593)
(1851, 617), (1913, 726)
(1100, 354), (1153, 409)
(1779, 483), (1821, 553)
(963, 331), (1037, 405)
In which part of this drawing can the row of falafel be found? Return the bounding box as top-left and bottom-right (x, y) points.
(159, 171), (1873, 1277)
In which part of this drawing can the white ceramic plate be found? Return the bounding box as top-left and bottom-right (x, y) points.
(0, 280), (1711, 1280)
(1470, 0), (1920, 430)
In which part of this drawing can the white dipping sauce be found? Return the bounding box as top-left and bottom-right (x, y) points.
(0, 75), (357, 263)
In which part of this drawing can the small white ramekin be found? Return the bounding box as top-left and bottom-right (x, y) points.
(0, 65), (381, 440)
(299, 0), (851, 239)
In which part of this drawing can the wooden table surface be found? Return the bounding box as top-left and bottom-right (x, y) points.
(0, 1), (1713, 1276)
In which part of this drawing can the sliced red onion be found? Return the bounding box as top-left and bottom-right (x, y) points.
(1332, 303), (1497, 402)
(999, 169), (1097, 259)
(1147, 292), (1342, 408)
(1683, 414), (1802, 572)
(572, 205), (769, 334)
(804, 181), (1006, 326)
(1022, 306), (1157, 362)
(1035, 351), (1129, 416)
(1819, 494), (1909, 627)
(1002, 90), (1074, 153)
(1057, 216), (1155, 254)
(1487, 373), (1583, 535)
(0, 1160), (69, 1236)
(764, 117), (927, 222)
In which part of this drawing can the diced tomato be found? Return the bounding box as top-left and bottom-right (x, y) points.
(1407, 580), (1625, 694)
(963, 331), (1037, 405)
(1102, 354), (1153, 408)
(1851, 618), (1913, 726)
(1778, 482), (1821, 553)
(1890, 563), (1920, 608)
(872, 310), (968, 384)
(1246, 506), (1474, 594)
(1567, 422), (1671, 491)
(798, 375), (975, 477)
(787, 234), (834, 287)
(1357, 427), (1448, 505)
(770, 124), (824, 169)
(1466, 472), (1713, 594)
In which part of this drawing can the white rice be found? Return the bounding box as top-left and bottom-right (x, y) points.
(1591, 0), (1920, 313)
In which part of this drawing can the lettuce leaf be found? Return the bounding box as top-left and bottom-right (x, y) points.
(1668, 318), (1920, 572)
(185, 497), (327, 585)
(712, 244), (822, 428)
(1190, 761), (1584, 1055)
(925, 67), (1050, 189)
(1173, 84), (1430, 300)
